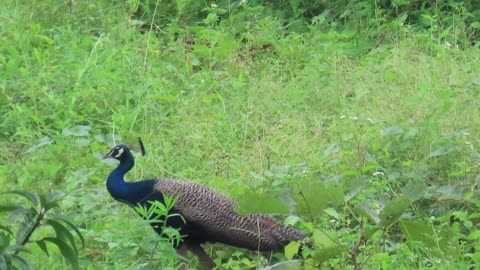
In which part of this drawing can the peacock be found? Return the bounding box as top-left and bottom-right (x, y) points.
(103, 139), (308, 269)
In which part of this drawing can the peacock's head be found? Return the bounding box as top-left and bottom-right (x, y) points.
(104, 145), (130, 161)
(104, 138), (145, 161)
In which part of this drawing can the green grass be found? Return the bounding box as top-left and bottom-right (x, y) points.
(1, 0), (480, 269)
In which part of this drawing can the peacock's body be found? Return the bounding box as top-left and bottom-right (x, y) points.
(104, 143), (307, 269)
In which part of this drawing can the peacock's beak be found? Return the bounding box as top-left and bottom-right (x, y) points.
(103, 149), (115, 159)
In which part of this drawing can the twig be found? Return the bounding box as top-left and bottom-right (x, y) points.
(351, 219), (365, 270)
(296, 187), (315, 223)
(15, 208), (45, 255)
(143, 0), (160, 70)
(364, 30), (388, 55)
(372, 31), (388, 50)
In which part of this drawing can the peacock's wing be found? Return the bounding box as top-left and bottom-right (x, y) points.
(154, 178), (306, 251)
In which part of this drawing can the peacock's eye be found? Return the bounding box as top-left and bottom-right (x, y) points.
(114, 147), (124, 158)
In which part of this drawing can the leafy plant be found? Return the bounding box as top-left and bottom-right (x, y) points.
(134, 195), (185, 249)
(0, 190), (84, 270)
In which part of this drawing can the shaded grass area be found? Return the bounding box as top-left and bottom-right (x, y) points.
(1, 0), (480, 269)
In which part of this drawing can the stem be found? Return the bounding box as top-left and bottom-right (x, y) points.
(295, 183), (315, 223)
(351, 219), (365, 270)
(143, 0), (160, 70)
(15, 208), (45, 255)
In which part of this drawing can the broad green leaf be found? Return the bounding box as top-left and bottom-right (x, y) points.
(36, 240), (50, 256)
(364, 226), (382, 241)
(343, 169), (360, 176)
(312, 229), (342, 263)
(6, 244), (30, 254)
(323, 208), (341, 220)
(284, 241), (301, 260)
(66, 169), (95, 190)
(345, 177), (369, 202)
(0, 232), (11, 253)
(39, 194), (48, 210)
(51, 215), (85, 248)
(283, 216), (301, 226)
(0, 204), (22, 213)
(39, 192), (62, 211)
(379, 196), (411, 228)
(295, 181), (344, 217)
(43, 237), (79, 270)
(235, 190), (289, 214)
(267, 260), (302, 270)
(429, 145), (461, 157)
(47, 192), (65, 204)
(401, 180), (426, 201)
(70, 138), (92, 146)
(0, 255), (7, 270)
(16, 223), (30, 246)
(436, 185), (464, 200)
(320, 143), (340, 160)
(467, 230), (480, 240)
(3, 191), (38, 206)
(11, 254), (31, 270)
(468, 213), (480, 219)
(10, 207), (37, 223)
(361, 163), (380, 173)
(381, 126), (404, 136)
(267, 165), (290, 179)
(400, 219), (458, 257)
(24, 137), (53, 154)
(354, 201), (381, 224)
(62, 125), (91, 136)
(44, 219), (78, 254)
(43, 162), (63, 178)
(0, 225), (12, 235)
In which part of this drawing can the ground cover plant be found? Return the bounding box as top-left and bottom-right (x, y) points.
(1, 0), (479, 269)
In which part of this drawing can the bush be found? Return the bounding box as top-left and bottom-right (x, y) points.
(0, 191), (84, 270)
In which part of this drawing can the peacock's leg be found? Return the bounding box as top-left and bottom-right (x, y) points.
(176, 242), (216, 270)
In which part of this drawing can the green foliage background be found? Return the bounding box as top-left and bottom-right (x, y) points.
(1, 0), (479, 269)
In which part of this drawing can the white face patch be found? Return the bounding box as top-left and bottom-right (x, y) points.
(114, 147), (124, 158)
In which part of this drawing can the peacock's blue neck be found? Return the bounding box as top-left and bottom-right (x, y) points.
(106, 151), (157, 206)
(106, 156), (134, 204)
